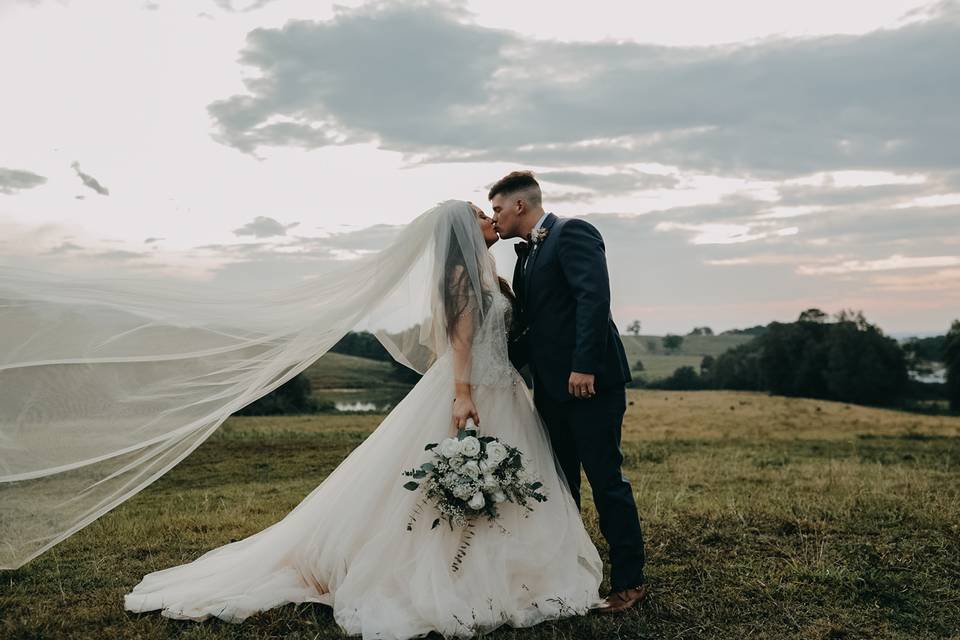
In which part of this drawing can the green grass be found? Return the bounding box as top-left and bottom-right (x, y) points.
(621, 334), (754, 379)
(3, 392), (959, 639)
(305, 352), (405, 389)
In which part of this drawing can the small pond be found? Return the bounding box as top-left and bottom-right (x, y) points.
(315, 387), (412, 413)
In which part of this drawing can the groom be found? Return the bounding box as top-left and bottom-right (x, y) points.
(489, 170), (649, 613)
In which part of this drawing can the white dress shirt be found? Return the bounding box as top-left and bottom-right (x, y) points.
(530, 211), (550, 238)
(523, 211), (550, 274)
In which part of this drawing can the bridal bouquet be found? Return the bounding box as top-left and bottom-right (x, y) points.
(401, 419), (547, 569)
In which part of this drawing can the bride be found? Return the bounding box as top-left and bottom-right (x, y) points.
(117, 200), (606, 637)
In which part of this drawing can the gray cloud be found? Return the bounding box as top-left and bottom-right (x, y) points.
(0, 167), (46, 194)
(207, 2), (510, 156)
(208, 1), (960, 179)
(536, 170), (679, 198)
(232, 215), (299, 238)
(774, 182), (934, 208)
(93, 249), (145, 260)
(144, 237), (164, 244)
(213, 0), (280, 12)
(44, 241), (83, 255)
(40, 241), (149, 261)
(70, 161), (109, 195)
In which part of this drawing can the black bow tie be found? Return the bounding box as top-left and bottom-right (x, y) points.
(515, 241), (530, 258)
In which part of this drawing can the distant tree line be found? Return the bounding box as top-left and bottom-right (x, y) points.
(237, 331), (423, 415)
(329, 331), (392, 361)
(635, 308), (959, 411)
(236, 371), (328, 415)
(946, 320), (960, 410)
(243, 317), (960, 415)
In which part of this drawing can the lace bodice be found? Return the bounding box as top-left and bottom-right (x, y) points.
(465, 287), (520, 387)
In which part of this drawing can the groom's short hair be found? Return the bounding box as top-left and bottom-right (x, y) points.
(488, 170), (542, 207)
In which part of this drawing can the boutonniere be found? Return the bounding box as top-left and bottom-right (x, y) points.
(531, 227), (549, 246)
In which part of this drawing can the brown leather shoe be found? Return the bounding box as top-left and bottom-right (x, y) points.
(594, 582), (650, 614)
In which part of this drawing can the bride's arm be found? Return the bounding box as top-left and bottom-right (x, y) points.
(449, 266), (480, 432)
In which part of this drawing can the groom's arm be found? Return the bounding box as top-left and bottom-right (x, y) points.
(557, 219), (611, 377)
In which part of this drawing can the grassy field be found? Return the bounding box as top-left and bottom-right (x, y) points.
(3, 390), (959, 639)
(304, 352), (406, 390)
(620, 334), (754, 380)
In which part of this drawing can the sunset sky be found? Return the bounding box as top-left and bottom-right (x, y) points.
(1, 0), (957, 336)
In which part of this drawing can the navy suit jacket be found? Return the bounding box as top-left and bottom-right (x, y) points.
(508, 213), (632, 402)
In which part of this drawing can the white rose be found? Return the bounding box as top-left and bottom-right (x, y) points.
(478, 459), (492, 473)
(449, 455), (465, 470)
(468, 492), (485, 510)
(481, 474), (498, 490)
(459, 436), (481, 458)
(439, 438), (460, 458)
(486, 442), (508, 465)
(491, 490), (506, 503)
(462, 460), (480, 479)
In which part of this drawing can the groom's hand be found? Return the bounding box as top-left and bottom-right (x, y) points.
(568, 371), (596, 399)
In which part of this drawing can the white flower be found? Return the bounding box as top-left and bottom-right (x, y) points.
(459, 436), (481, 457)
(478, 459), (492, 473)
(462, 460), (480, 479)
(448, 455), (466, 470)
(453, 483), (474, 500)
(468, 492), (485, 510)
(481, 474), (498, 490)
(486, 442), (508, 465)
(439, 438), (460, 458)
(491, 490), (506, 503)
(516, 468), (531, 484)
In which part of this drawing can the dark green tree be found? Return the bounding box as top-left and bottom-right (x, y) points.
(709, 340), (764, 390)
(945, 320), (960, 410)
(662, 334), (684, 352)
(331, 331), (392, 361)
(821, 319), (908, 405)
(647, 365), (706, 390)
(236, 372), (321, 416)
(707, 309), (909, 407)
(799, 308), (829, 323)
(700, 354), (715, 375)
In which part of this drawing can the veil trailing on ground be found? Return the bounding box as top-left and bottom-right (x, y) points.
(0, 199), (502, 570)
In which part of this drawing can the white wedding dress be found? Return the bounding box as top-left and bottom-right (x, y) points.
(123, 287), (604, 639)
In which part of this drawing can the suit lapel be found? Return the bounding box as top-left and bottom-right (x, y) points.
(512, 245), (526, 306)
(523, 212), (558, 307)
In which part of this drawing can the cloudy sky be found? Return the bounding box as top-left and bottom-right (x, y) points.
(1, 0), (957, 336)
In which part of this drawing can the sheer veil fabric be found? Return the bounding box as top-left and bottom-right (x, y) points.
(0, 199), (504, 570)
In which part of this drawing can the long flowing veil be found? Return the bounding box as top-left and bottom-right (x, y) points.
(0, 199), (500, 570)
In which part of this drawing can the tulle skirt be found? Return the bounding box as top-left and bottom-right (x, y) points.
(124, 353), (604, 639)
